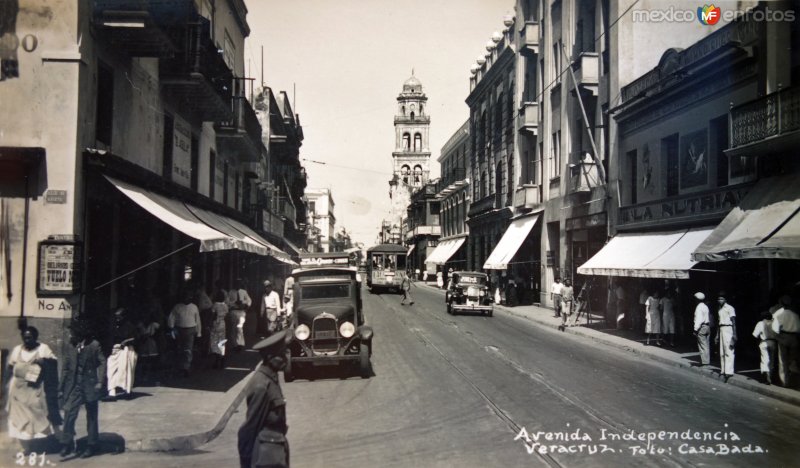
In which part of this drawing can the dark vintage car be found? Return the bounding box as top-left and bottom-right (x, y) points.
(445, 271), (493, 316)
(285, 253), (373, 381)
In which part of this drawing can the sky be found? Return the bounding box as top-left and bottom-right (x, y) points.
(246, 0), (513, 247)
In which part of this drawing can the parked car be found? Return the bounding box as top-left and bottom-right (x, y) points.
(445, 271), (493, 316)
(285, 253), (373, 381)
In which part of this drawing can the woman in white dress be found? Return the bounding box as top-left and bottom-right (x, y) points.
(645, 291), (662, 345)
(6, 326), (60, 452)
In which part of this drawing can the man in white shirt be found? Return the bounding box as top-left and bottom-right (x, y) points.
(168, 293), (201, 376)
(771, 295), (799, 387)
(260, 280), (283, 335)
(715, 291), (737, 381)
(752, 310), (778, 385)
(551, 277), (563, 318)
(693, 292), (710, 366)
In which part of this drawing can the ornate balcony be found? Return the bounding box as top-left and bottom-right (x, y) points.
(728, 86), (800, 157)
(160, 18), (233, 122)
(93, 0), (197, 57)
(468, 195), (496, 217)
(434, 167), (468, 198)
(572, 52), (600, 96)
(215, 78), (264, 162)
(518, 102), (539, 135)
(405, 225), (441, 241)
(519, 21), (540, 58)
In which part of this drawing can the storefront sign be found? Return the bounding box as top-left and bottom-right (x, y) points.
(45, 190), (67, 204)
(172, 118), (192, 188)
(618, 185), (752, 228)
(37, 240), (82, 295)
(566, 214), (607, 231)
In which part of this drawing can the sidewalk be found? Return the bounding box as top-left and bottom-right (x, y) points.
(421, 281), (800, 407)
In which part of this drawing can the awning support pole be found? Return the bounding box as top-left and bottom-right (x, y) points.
(92, 242), (195, 291)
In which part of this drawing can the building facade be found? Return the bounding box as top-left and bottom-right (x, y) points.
(405, 181), (441, 275)
(305, 188), (336, 253)
(0, 0), (303, 356)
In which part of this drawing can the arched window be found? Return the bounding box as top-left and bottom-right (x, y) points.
(495, 93), (504, 137)
(420, 104), (424, 114)
(414, 133), (422, 152)
(403, 133), (410, 150)
(402, 105), (406, 115)
(496, 161), (504, 206)
(410, 111), (415, 121)
(401, 165), (410, 185)
(413, 165), (422, 184)
(507, 154), (514, 203)
(481, 171), (487, 198)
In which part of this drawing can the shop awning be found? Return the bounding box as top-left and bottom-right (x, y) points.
(425, 237), (466, 265)
(577, 227), (714, 279)
(483, 214), (539, 270)
(692, 174), (800, 261)
(106, 176), (296, 265)
(284, 239), (304, 257)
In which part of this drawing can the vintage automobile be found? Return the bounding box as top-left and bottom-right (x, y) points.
(285, 253), (373, 381)
(445, 271), (493, 317)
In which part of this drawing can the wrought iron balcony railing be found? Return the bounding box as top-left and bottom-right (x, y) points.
(730, 86), (800, 150)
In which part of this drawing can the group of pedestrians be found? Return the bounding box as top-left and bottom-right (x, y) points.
(693, 291), (800, 386)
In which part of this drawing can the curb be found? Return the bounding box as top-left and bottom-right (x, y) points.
(419, 283), (800, 407)
(125, 369), (256, 452)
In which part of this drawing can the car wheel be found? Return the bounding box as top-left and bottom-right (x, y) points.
(488, 309), (494, 317)
(359, 343), (371, 378)
(283, 349), (295, 382)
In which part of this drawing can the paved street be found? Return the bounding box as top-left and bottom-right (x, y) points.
(19, 282), (795, 468)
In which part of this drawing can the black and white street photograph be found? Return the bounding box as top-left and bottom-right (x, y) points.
(1, 0), (800, 466)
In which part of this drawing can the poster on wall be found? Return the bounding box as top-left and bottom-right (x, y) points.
(37, 240), (82, 295)
(679, 130), (708, 190)
(172, 118), (193, 188)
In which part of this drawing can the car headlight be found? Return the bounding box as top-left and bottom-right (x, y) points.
(295, 324), (310, 341)
(339, 321), (355, 338)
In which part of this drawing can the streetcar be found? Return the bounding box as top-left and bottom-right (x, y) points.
(365, 243), (408, 293)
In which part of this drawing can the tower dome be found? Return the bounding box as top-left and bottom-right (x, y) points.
(403, 74), (422, 93)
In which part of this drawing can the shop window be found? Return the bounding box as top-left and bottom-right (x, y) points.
(662, 134), (679, 196)
(96, 61), (114, 146)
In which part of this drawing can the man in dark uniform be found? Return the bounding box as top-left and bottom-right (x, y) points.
(238, 330), (290, 468)
(59, 321), (107, 458)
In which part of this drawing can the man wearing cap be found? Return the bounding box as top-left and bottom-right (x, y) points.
(693, 292), (711, 366)
(238, 331), (290, 468)
(771, 295), (799, 387)
(715, 292), (737, 381)
(260, 280), (284, 336)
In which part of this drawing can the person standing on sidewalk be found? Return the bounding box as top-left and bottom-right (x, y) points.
(645, 291), (662, 346)
(715, 291), (737, 382)
(229, 279), (252, 352)
(637, 287), (649, 333)
(400, 273), (414, 306)
(238, 330), (290, 468)
(559, 279), (574, 330)
(551, 277), (563, 318)
(771, 295), (799, 387)
(660, 289), (677, 347)
(260, 280), (283, 336)
(168, 292), (202, 377)
(752, 310), (778, 385)
(59, 321), (106, 459)
(693, 292), (711, 367)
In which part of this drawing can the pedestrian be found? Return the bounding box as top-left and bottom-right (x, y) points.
(135, 310), (161, 385)
(636, 287), (649, 333)
(414, 268), (420, 281)
(59, 321), (106, 459)
(614, 282), (626, 330)
(752, 310), (778, 385)
(6, 326), (61, 453)
(195, 285), (213, 358)
(771, 295), (799, 387)
(436, 270), (443, 289)
(167, 291), (202, 377)
(229, 279), (252, 352)
(660, 289), (677, 347)
(559, 279), (574, 330)
(505, 279), (519, 307)
(209, 290), (229, 369)
(238, 330), (291, 468)
(107, 308), (138, 399)
(260, 280), (283, 336)
(551, 276), (563, 318)
(715, 291), (737, 382)
(422, 270), (428, 283)
(400, 273), (414, 306)
(645, 290), (662, 346)
(283, 276), (295, 319)
(693, 292), (711, 367)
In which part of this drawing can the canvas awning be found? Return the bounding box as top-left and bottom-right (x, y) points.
(483, 214), (540, 270)
(577, 227), (714, 279)
(106, 176), (295, 265)
(425, 237), (466, 265)
(692, 174), (800, 261)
